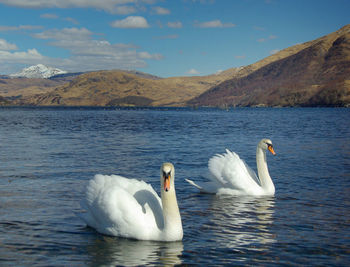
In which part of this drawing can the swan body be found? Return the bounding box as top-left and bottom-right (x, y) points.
(186, 139), (276, 196)
(79, 163), (183, 241)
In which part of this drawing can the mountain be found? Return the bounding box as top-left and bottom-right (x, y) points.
(13, 46), (312, 107)
(189, 25), (350, 107)
(0, 72), (83, 101)
(10, 64), (67, 79)
(3, 25), (350, 107)
(19, 70), (232, 106)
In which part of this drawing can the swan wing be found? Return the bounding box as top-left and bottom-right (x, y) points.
(80, 174), (163, 240)
(242, 159), (260, 185)
(208, 149), (261, 193)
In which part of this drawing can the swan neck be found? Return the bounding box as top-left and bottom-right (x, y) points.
(161, 188), (182, 232)
(256, 146), (275, 194)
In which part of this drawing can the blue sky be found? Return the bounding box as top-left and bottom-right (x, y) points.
(0, 0), (349, 78)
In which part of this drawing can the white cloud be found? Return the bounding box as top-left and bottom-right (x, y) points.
(0, 38), (53, 73)
(0, 40), (45, 72)
(114, 5), (136, 15)
(34, 27), (93, 41)
(40, 13), (59, 19)
(0, 39), (18, 50)
(153, 6), (170, 15)
(0, 0), (144, 14)
(138, 51), (163, 60)
(194, 20), (235, 28)
(186, 68), (200, 75)
(0, 48), (46, 63)
(29, 27), (162, 72)
(257, 35), (277, 43)
(63, 17), (79, 24)
(167, 21), (182, 28)
(0, 25), (43, 31)
(111, 16), (150, 28)
(40, 13), (79, 24)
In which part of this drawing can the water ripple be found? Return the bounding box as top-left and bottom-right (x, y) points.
(0, 107), (349, 266)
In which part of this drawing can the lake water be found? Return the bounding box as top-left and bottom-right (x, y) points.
(0, 107), (349, 266)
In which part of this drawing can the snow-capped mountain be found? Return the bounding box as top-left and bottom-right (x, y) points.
(10, 64), (67, 79)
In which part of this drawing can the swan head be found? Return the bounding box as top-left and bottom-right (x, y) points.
(161, 162), (175, 193)
(259, 139), (276, 155)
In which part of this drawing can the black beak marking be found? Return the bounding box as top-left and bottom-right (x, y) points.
(163, 171), (171, 192)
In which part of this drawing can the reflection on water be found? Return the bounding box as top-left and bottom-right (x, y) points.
(209, 195), (276, 250)
(86, 235), (183, 266)
(1, 107), (349, 266)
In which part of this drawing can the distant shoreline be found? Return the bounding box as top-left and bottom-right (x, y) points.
(0, 105), (348, 111)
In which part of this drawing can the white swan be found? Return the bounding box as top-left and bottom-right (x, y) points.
(186, 139), (276, 196)
(79, 163), (183, 241)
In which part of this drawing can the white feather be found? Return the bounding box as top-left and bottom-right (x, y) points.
(79, 163), (183, 241)
(186, 139), (276, 196)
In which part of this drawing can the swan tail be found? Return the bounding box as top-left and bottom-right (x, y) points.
(78, 197), (101, 229)
(185, 179), (219, 194)
(185, 178), (203, 190)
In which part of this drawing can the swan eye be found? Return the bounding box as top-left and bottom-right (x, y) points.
(264, 141), (272, 148)
(267, 144), (276, 155)
(163, 171), (171, 179)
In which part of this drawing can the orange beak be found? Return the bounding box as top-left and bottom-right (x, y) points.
(268, 145), (276, 155)
(164, 177), (171, 192)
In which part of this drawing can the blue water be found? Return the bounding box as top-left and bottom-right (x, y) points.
(0, 107), (349, 266)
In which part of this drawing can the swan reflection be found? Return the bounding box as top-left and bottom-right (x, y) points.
(209, 195), (276, 249)
(87, 235), (183, 266)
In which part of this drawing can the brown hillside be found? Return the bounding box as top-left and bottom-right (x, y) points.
(0, 95), (11, 105)
(0, 77), (62, 99)
(0, 73), (82, 101)
(10, 28), (318, 107)
(3, 25), (350, 107)
(20, 70), (233, 106)
(189, 25), (350, 107)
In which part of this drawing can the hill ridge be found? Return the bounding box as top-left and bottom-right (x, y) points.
(1, 24), (349, 107)
(188, 24), (350, 107)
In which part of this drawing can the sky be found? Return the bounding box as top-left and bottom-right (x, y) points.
(0, 0), (349, 78)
